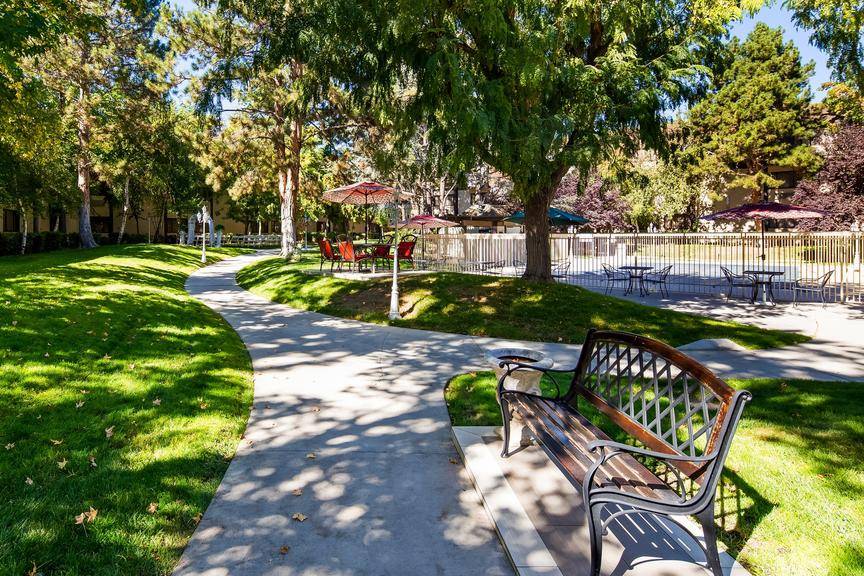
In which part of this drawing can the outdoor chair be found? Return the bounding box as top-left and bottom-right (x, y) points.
(720, 266), (757, 303)
(498, 329), (751, 576)
(601, 264), (629, 294)
(643, 264), (673, 297)
(386, 234), (417, 269)
(551, 259), (571, 281)
(337, 239), (373, 272)
(792, 269), (834, 307)
(371, 235), (394, 269)
(317, 238), (342, 272)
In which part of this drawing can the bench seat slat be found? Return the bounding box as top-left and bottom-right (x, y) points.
(510, 395), (675, 501)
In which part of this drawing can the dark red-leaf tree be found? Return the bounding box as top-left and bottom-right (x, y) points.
(792, 125), (864, 230)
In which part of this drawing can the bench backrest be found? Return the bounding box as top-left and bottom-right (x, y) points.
(565, 329), (748, 482)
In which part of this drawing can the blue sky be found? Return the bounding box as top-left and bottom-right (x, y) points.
(729, 4), (832, 100)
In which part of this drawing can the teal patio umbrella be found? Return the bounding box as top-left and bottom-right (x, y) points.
(505, 207), (589, 228)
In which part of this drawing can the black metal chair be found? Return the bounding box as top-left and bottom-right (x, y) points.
(601, 264), (629, 294)
(720, 266), (757, 303)
(498, 329), (751, 576)
(643, 264), (673, 297)
(792, 269), (834, 307)
(552, 259), (571, 281)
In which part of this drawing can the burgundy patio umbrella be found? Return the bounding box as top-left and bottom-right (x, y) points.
(323, 181), (398, 242)
(397, 214), (460, 260)
(701, 201), (829, 263)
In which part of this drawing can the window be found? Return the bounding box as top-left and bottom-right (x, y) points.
(3, 209), (20, 233)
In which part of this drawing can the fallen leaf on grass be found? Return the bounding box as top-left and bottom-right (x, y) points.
(147, 502), (158, 514)
(4, 443), (13, 450)
(291, 513), (307, 522)
(152, 398), (161, 406)
(88, 455), (97, 468)
(25, 477), (33, 485)
(75, 507), (98, 525)
(75, 400), (85, 409)
(50, 439), (63, 446)
(192, 512), (203, 524)
(11, 320), (17, 326)
(57, 459), (68, 470)
(129, 363), (136, 370)
(105, 426), (115, 438)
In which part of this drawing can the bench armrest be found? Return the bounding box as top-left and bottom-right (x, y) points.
(496, 362), (576, 401)
(584, 440), (718, 504)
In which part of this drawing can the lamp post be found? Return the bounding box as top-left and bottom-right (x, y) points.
(198, 205), (209, 263)
(388, 193), (402, 321)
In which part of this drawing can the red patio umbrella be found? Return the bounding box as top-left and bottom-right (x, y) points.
(398, 214), (460, 261)
(323, 181), (398, 242)
(701, 201), (829, 263)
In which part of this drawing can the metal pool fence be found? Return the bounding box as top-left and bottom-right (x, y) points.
(421, 232), (864, 303)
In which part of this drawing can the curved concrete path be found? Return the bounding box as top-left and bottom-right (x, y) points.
(175, 252), (513, 575)
(175, 252), (861, 576)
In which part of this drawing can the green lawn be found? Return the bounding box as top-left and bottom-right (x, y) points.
(0, 245), (254, 575)
(237, 254), (808, 349)
(445, 372), (864, 576)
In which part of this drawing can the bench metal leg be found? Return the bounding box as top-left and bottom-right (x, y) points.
(697, 506), (723, 576)
(499, 396), (512, 457)
(587, 503), (604, 576)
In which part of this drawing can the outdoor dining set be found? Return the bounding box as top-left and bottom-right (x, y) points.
(317, 234), (418, 273)
(602, 262), (835, 305)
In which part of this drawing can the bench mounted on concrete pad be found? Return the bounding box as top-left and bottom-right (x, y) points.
(497, 329), (751, 576)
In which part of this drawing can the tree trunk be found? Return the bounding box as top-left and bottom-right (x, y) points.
(117, 174), (130, 244)
(76, 85), (98, 249)
(19, 201), (28, 255)
(522, 187), (554, 281)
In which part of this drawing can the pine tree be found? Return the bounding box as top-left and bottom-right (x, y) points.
(683, 23), (822, 201)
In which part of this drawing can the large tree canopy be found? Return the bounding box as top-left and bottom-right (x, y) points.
(247, 0), (759, 279)
(786, 0), (864, 92)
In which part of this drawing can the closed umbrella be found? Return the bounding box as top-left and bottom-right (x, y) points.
(397, 214), (460, 261)
(701, 201), (829, 264)
(323, 181), (398, 242)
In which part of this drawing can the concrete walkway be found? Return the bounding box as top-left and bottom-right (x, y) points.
(176, 252), (515, 575)
(175, 252), (862, 576)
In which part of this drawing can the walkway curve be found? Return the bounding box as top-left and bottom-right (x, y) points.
(174, 252), (514, 576)
(174, 252), (862, 576)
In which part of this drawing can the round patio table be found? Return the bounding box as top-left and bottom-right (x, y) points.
(744, 270), (785, 305)
(619, 265), (654, 296)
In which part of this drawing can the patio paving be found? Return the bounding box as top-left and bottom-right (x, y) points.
(176, 252), (861, 576)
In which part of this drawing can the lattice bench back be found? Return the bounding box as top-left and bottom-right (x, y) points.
(566, 330), (738, 480)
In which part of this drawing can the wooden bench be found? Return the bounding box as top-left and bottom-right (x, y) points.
(497, 329), (751, 576)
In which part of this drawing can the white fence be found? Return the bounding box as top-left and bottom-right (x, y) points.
(421, 232), (864, 303)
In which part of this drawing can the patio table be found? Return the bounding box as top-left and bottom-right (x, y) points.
(460, 259), (505, 274)
(744, 269), (785, 305)
(619, 265), (654, 296)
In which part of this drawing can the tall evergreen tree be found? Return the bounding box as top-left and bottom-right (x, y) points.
(19, 0), (164, 248)
(682, 23), (821, 200)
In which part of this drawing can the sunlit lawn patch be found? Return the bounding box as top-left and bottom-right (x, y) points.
(237, 253), (808, 350)
(0, 245), (253, 575)
(444, 372), (864, 576)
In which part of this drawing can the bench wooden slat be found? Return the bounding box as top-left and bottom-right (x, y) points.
(511, 395), (675, 501)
